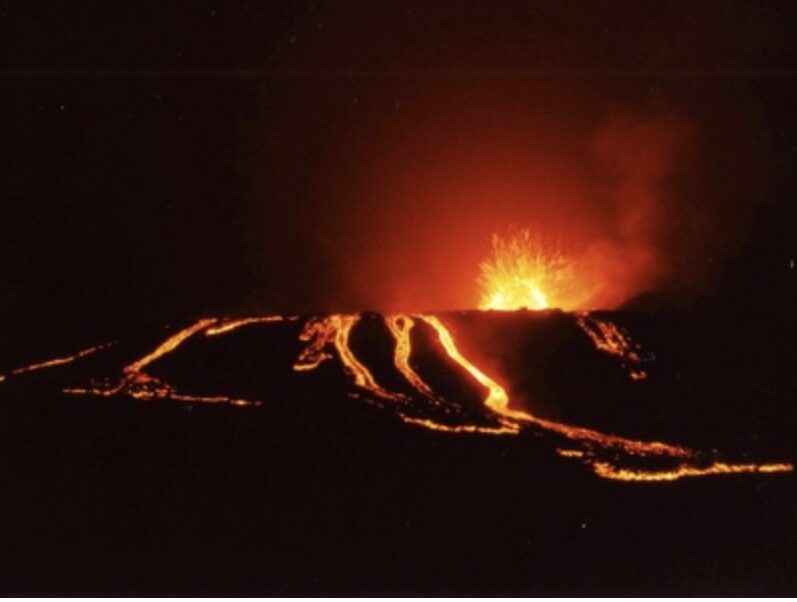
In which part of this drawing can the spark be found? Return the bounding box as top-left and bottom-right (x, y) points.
(478, 229), (571, 310)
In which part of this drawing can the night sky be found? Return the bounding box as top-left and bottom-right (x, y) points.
(2, 1), (796, 357)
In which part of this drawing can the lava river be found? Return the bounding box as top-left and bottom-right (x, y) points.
(1, 311), (792, 483)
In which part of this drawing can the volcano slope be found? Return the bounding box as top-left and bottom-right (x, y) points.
(0, 309), (795, 594)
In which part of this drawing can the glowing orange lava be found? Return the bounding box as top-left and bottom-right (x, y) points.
(205, 315), (296, 336)
(407, 314), (789, 480)
(557, 449), (585, 458)
(0, 342), (115, 381)
(8, 310), (792, 483)
(64, 318), (260, 406)
(291, 312), (791, 481)
(384, 314), (436, 399)
(124, 318), (216, 376)
(418, 314), (518, 422)
(576, 312), (648, 380)
(385, 314), (517, 435)
(293, 315), (405, 402)
(419, 314), (692, 459)
(478, 229), (573, 310)
(592, 461), (795, 482)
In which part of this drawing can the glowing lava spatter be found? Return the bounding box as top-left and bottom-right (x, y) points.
(478, 230), (648, 380)
(478, 229), (572, 311)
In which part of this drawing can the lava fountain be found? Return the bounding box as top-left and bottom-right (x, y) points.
(478, 228), (574, 311)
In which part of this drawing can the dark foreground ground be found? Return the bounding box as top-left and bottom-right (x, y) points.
(0, 309), (795, 595)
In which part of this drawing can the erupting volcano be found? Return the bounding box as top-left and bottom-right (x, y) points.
(1, 233), (791, 484)
(478, 229), (574, 311)
(6, 0), (797, 593)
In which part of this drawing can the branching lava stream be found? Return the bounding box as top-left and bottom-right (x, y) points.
(2, 311), (792, 483)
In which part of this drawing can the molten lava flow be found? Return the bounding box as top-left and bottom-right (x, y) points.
(419, 314), (688, 456)
(296, 313), (514, 434)
(556, 449), (585, 458)
(65, 318), (261, 406)
(124, 318), (216, 376)
(385, 314), (519, 435)
(576, 312), (647, 380)
(384, 314), (435, 398)
(205, 315), (297, 336)
(592, 461), (795, 482)
(293, 317), (337, 371)
(0, 342), (115, 381)
(397, 416), (516, 435)
(416, 313), (792, 480)
(293, 315), (405, 402)
(14, 309), (791, 483)
(418, 314), (519, 421)
(478, 229), (572, 311)
(332, 316), (398, 399)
